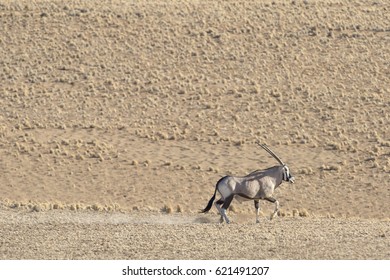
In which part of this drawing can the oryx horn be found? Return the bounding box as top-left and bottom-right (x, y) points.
(256, 142), (285, 166)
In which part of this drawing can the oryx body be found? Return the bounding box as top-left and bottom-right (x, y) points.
(201, 144), (294, 224)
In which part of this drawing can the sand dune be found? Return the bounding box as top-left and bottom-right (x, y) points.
(0, 0), (389, 259)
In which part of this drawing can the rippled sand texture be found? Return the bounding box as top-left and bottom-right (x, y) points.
(0, 0), (389, 259)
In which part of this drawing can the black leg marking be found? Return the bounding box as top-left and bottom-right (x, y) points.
(215, 199), (224, 205)
(254, 200), (260, 209)
(222, 195), (234, 210)
(214, 199), (225, 223)
(265, 197), (276, 203)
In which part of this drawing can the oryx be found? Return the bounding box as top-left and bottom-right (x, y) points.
(200, 143), (295, 224)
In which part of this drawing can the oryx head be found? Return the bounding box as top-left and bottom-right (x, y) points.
(282, 165), (294, 183)
(257, 142), (295, 184)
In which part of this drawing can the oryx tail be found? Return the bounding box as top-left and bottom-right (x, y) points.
(200, 176), (227, 213)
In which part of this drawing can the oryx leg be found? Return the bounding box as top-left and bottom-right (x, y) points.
(265, 197), (279, 220)
(220, 195), (234, 224)
(254, 200), (260, 223)
(214, 199), (224, 223)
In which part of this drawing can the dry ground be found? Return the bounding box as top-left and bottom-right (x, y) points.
(0, 0), (389, 259)
(0, 209), (389, 260)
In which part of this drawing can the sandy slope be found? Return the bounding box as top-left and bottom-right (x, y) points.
(0, 0), (389, 259)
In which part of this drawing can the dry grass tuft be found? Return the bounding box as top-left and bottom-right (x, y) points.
(91, 204), (102, 211)
(229, 205), (237, 213)
(176, 204), (183, 213)
(161, 204), (173, 214)
(299, 209), (310, 217)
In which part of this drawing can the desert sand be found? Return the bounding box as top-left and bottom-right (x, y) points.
(0, 0), (389, 259)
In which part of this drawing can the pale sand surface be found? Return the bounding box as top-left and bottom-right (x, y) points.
(0, 0), (389, 259)
(0, 209), (389, 260)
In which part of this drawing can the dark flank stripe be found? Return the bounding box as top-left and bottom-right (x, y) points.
(235, 193), (256, 200)
(236, 193), (277, 204)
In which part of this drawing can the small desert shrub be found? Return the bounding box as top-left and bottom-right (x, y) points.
(299, 208), (309, 217)
(229, 205), (237, 213)
(161, 204), (173, 214)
